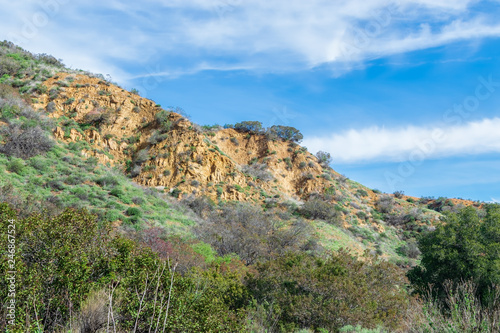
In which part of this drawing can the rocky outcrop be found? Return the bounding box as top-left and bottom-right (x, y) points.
(32, 73), (347, 203)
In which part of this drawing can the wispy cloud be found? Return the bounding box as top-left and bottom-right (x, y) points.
(1, 0), (500, 81)
(303, 117), (500, 163)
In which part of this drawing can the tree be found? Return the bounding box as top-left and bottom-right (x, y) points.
(408, 205), (500, 301)
(267, 125), (303, 143)
(315, 151), (332, 167)
(234, 121), (263, 134)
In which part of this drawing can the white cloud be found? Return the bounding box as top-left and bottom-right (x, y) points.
(303, 117), (500, 163)
(0, 0), (499, 81)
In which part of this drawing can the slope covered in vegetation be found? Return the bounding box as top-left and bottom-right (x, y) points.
(1, 41), (498, 332)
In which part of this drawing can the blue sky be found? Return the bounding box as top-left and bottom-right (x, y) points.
(2, 0), (500, 201)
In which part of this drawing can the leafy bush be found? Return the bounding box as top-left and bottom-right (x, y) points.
(376, 195), (394, 213)
(397, 238), (421, 259)
(0, 205), (115, 330)
(131, 196), (145, 205)
(393, 190), (404, 199)
(299, 198), (340, 224)
(7, 157), (25, 174)
(148, 130), (168, 144)
(241, 163), (273, 182)
(356, 189), (369, 197)
(135, 148), (149, 164)
(316, 150), (332, 167)
(95, 174), (120, 187)
(195, 202), (314, 264)
(0, 56), (23, 76)
(408, 205), (500, 302)
(155, 109), (171, 128)
(182, 195), (215, 218)
(340, 325), (387, 333)
(246, 251), (410, 332)
(0, 124), (54, 159)
(302, 172), (314, 180)
(104, 209), (123, 222)
(29, 156), (50, 171)
(126, 206), (142, 217)
(0, 204), (247, 332)
(82, 107), (114, 128)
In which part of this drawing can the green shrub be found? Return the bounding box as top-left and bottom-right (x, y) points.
(0, 203), (247, 332)
(82, 107), (114, 128)
(29, 156), (50, 172)
(135, 149), (149, 164)
(131, 196), (145, 205)
(356, 189), (368, 197)
(324, 186), (336, 196)
(303, 172), (314, 180)
(95, 174), (120, 187)
(393, 190), (404, 199)
(408, 205), (500, 302)
(191, 242), (216, 263)
(126, 207), (142, 217)
(63, 97), (75, 105)
(7, 158), (25, 174)
(104, 209), (123, 222)
(246, 251), (410, 332)
(170, 188), (182, 198)
(195, 202), (313, 265)
(110, 187), (131, 204)
(242, 163), (273, 182)
(316, 151), (332, 166)
(70, 186), (89, 200)
(376, 195), (394, 213)
(155, 109), (171, 128)
(299, 198), (340, 224)
(340, 325), (387, 332)
(0, 57), (21, 76)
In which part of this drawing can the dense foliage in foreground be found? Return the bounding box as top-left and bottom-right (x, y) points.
(409, 205), (500, 302)
(3, 203), (499, 332)
(1, 203), (416, 332)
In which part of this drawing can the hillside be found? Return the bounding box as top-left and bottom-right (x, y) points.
(1, 41), (496, 332)
(0, 41), (484, 260)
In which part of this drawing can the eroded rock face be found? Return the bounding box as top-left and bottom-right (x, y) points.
(26, 71), (454, 235)
(29, 74), (384, 209)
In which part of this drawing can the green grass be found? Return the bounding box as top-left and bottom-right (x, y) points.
(311, 220), (366, 254)
(0, 138), (196, 235)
